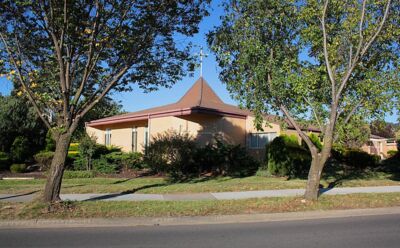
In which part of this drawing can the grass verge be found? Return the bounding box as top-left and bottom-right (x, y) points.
(1, 192), (400, 220)
(1, 172), (399, 195)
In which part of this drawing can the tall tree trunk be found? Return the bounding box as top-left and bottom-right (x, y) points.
(304, 154), (324, 200)
(304, 128), (334, 200)
(43, 132), (71, 203)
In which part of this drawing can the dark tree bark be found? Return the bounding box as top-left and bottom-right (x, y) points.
(43, 132), (72, 203)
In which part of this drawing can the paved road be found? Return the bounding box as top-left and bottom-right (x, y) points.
(1, 214), (399, 248)
(2, 185), (400, 202)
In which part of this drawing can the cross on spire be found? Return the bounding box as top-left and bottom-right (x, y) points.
(196, 47), (208, 77)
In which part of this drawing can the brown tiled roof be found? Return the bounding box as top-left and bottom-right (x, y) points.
(87, 77), (321, 133)
(87, 77), (250, 126)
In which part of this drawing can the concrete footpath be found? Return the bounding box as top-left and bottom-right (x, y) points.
(1, 185), (400, 203)
(1, 207), (400, 229)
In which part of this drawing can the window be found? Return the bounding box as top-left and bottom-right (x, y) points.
(132, 127), (138, 152)
(105, 128), (111, 146)
(249, 132), (277, 149)
(144, 127), (149, 148)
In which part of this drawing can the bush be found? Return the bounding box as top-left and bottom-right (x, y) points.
(104, 152), (144, 170)
(0, 152), (11, 171)
(144, 131), (259, 181)
(144, 131), (197, 178)
(77, 134), (97, 171)
(33, 151), (54, 171)
(387, 150), (398, 158)
(10, 136), (31, 162)
(344, 150), (380, 170)
(10, 163), (27, 173)
(265, 135), (311, 178)
(63, 170), (95, 179)
(93, 157), (118, 174)
(302, 133), (322, 152)
(45, 130), (56, 151)
(195, 139), (259, 177)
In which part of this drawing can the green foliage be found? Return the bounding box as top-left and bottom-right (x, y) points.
(144, 131), (197, 178)
(77, 134), (97, 171)
(45, 130), (56, 152)
(0, 152), (10, 171)
(33, 151), (54, 171)
(343, 150), (380, 171)
(387, 150), (398, 158)
(10, 163), (27, 173)
(0, 95), (46, 154)
(336, 117), (370, 150)
(10, 136), (31, 163)
(265, 135), (311, 178)
(63, 170), (95, 179)
(145, 131), (259, 181)
(195, 140), (259, 178)
(103, 152), (144, 170)
(92, 157), (118, 174)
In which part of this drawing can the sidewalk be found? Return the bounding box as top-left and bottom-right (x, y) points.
(1, 185), (400, 203)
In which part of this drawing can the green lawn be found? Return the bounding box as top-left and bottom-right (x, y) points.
(1, 192), (400, 220)
(0, 171), (399, 195)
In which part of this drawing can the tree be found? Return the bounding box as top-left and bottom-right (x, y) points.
(209, 0), (399, 200)
(0, 0), (209, 203)
(370, 120), (396, 138)
(0, 94), (47, 154)
(336, 116), (370, 150)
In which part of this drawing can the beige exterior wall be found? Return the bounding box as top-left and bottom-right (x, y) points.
(245, 116), (282, 161)
(149, 114), (247, 146)
(86, 120), (148, 153)
(362, 139), (398, 158)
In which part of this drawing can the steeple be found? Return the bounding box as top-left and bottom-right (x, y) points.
(177, 77), (224, 108)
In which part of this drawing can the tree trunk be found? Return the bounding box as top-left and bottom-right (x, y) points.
(304, 154), (323, 200)
(43, 133), (71, 203)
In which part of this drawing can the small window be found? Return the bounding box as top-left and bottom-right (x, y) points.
(105, 128), (111, 146)
(249, 132), (277, 149)
(132, 127), (138, 152)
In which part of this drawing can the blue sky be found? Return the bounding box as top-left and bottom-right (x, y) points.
(0, 1), (398, 123)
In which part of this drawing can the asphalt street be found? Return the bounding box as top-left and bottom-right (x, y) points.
(1, 214), (399, 248)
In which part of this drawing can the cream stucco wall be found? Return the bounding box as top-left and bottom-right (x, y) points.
(149, 114), (247, 146)
(86, 120), (148, 153)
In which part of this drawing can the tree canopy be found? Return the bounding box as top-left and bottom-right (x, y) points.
(0, 0), (210, 203)
(209, 0), (399, 200)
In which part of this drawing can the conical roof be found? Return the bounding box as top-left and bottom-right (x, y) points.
(87, 77), (251, 126)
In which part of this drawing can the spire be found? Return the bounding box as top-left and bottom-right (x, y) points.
(177, 77), (224, 107)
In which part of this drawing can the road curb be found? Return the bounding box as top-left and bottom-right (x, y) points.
(1, 207), (400, 229)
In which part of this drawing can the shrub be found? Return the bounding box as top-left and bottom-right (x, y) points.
(195, 139), (259, 177)
(145, 131), (259, 181)
(10, 163), (27, 173)
(265, 135), (311, 178)
(344, 150), (380, 170)
(10, 136), (31, 162)
(387, 150), (398, 158)
(45, 130), (56, 151)
(93, 157), (118, 174)
(33, 151), (54, 171)
(78, 134), (97, 171)
(144, 131), (197, 177)
(63, 170), (95, 179)
(302, 133), (322, 152)
(104, 152), (144, 170)
(0, 152), (11, 171)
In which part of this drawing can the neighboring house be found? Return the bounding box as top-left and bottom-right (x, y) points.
(86, 77), (319, 160)
(361, 134), (398, 159)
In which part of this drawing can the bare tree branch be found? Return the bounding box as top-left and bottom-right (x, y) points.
(336, 0), (392, 100)
(0, 32), (51, 129)
(320, 0), (336, 100)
